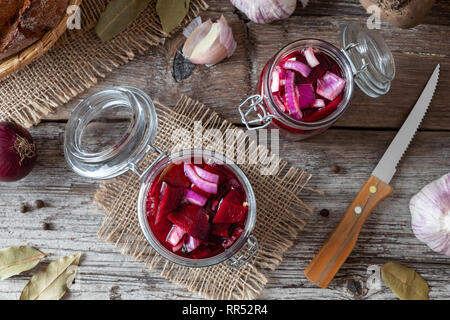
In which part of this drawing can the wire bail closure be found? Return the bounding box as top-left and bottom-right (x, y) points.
(341, 42), (369, 77)
(129, 144), (167, 181)
(227, 235), (259, 269)
(238, 94), (275, 130)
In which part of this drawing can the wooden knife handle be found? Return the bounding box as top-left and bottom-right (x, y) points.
(304, 175), (393, 288)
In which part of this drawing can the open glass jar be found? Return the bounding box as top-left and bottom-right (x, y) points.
(239, 23), (395, 140)
(65, 87), (258, 268)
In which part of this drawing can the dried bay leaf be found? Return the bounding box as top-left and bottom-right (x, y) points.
(95, 0), (152, 41)
(20, 253), (81, 300)
(0, 246), (47, 281)
(157, 0), (190, 34)
(381, 262), (429, 300)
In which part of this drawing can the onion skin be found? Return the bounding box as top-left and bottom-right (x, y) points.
(0, 122), (37, 182)
(410, 173), (450, 256)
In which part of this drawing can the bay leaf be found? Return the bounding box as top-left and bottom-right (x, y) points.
(20, 253), (81, 300)
(95, 0), (152, 42)
(157, 0), (190, 34)
(381, 262), (429, 300)
(0, 246), (47, 281)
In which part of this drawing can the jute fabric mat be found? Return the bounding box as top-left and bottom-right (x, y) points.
(94, 96), (313, 299)
(0, 0), (208, 128)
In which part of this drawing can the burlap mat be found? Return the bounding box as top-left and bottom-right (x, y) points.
(93, 96), (314, 299)
(0, 0), (208, 128)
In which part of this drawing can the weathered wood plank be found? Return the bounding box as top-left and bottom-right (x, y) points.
(43, 9), (449, 131)
(0, 123), (448, 300)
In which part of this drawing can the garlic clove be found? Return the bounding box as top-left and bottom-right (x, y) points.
(183, 15), (236, 65)
(230, 0), (298, 24)
(182, 19), (213, 58)
(410, 173), (450, 256)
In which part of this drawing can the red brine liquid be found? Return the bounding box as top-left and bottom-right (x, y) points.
(270, 48), (346, 123)
(146, 159), (248, 259)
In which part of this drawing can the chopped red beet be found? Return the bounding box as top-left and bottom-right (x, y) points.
(212, 223), (231, 238)
(158, 163), (190, 188)
(303, 96), (343, 122)
(222, 227), (245, 249)
(147, 158), (249, 260)
(168, 205), (210, 240)
(271, 48), (346, 123)
(190, 247), (212, 259)
(213, 199), (248, 224)
(155, 183), (184, 225)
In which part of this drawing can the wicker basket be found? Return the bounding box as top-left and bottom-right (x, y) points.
(0, 0), (83, 80)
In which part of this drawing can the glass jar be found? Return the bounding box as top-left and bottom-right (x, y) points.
(64, 87), (258, 268)
(239, 23), (395, 140)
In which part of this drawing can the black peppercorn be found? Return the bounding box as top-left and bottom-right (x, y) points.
(331, 165), (341, 174)
(19, 204), (28, 213)
(319, 209), (330, 217)
(34, 200), (44, 209)
(42, 222), (52, 230)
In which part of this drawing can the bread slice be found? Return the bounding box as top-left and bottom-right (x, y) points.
(0, 0), (68, 61)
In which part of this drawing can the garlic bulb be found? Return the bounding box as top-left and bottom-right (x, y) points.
(230, 0), (298, 24)
(410, 173), (450, 256)
(183, 16), (237, 65)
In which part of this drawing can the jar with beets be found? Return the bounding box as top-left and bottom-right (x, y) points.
(239, 23), (396, 140)
(64, 87), (258, 268)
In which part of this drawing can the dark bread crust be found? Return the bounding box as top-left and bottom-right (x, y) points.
(0, 0), (69, 61)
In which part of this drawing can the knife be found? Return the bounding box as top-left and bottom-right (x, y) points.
(304, 64), (440, 288)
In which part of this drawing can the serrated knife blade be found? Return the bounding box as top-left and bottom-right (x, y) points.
(372, 64), (440, 184)
(304, 64), (440, 288)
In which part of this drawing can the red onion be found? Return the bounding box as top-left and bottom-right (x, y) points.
(285, 71), (302, 120)
(297, 84), (315, 109)
(194, 166), (220, 184)
(304, 48), (320, 68)
(0, 122), (37, 182)
(281, 60), (311, 78)
(316, 71), (346, 101)
(184, 163), (218, 194)
(184, 189), (208, 207)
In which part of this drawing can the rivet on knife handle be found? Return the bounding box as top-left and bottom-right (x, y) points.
(304, 176), (393, 288)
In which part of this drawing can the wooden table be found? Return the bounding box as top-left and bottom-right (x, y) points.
(0, 0), (449, 300)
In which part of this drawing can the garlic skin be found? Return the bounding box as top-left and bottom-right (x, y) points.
(230, 0), (298, 24)
(410, 173), (450, 256)
(183, 16), (236, 65)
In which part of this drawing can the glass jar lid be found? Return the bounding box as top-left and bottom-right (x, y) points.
(64, 87), (158, 180)
(340, 23), (396, 98)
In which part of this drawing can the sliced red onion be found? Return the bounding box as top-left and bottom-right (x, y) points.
(166, 225), (186, 246)
(271, 69), (280, 92)
(278, 67), (287, 86)
(273, 93), (286, 112)
(316, 71), (346, 101)
(304, 47), (320, 68)
(183, 235), (201, 253)
(184, 163), (218, 194)
(297, 84), (315, 109)
(194, 165), (220, 184)
(281, 60), (311, 78)
(184, 189), (208, 207)
(313, 99), (326, 108)
(285, 71), (302, 120)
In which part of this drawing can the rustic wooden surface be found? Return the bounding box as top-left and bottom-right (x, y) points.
(0, 0), (449, 300)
